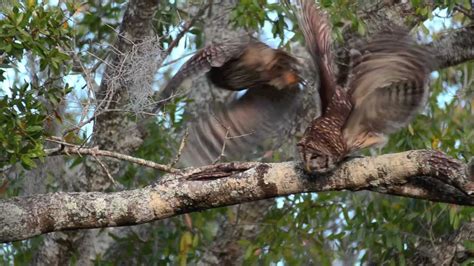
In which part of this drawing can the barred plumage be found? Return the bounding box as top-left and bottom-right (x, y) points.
(156, 37), (303, 166)
(296, 0), (336, 113)
(343, 32), (434, 150)
(182, 87), (301, 166)
(158, 0), (434, 170)
(296, 0), (435, 173)
(153, 38), (302, 113)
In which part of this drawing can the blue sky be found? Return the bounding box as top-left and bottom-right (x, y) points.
(0, 6), (458, 136)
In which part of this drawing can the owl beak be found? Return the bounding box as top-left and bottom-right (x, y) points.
(297, 144), (312, 172)
(304, 154), (313, 172)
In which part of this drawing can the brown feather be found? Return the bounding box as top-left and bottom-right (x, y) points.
(153, 39), (302, 113)
(153, 40), (248, 113)
(296, 0), (336, 113)
(296, 2), (434, 173)
(343, 30), (435, 150)
(181, 86), (302, 166)
(157, 39), (303, 166)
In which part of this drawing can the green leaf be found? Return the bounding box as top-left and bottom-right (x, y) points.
(357, 21), (366, 36)
(20, 155), (36, 169)
(25, 125), (43, 133)
(464, 240), (474, 252)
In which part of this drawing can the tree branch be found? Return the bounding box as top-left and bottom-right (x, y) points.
(410, 222), (474, 264)
(36, 0), (163, 263)
(335, 4), (474, 85)
(1, 150), (473, 243)
(44, 138), (178, 173)
(428, 25), (474, 69)
(84, 0), (161, 190)
(164, 3), (211, 56)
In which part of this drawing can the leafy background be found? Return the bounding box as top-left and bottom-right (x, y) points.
(0, 0), (472, 264)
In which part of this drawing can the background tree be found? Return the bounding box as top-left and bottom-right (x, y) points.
(0, 0), (473, 265)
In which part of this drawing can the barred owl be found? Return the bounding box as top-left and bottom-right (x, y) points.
(154, 37), (304, 166)
(181, 86), (302, 166)
(153, 38), (302, 113)
(296, 0), (435, 173)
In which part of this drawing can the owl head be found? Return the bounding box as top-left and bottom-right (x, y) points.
(296, 116), (349, 174)
(298, 144), (339, 173)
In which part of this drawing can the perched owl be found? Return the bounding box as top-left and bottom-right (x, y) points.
(154, 37), (304, 166)
(296, 0), (435, 173)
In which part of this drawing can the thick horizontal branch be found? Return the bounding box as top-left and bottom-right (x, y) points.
(428, 25), (474, 69)
(1, 150), (473, 243)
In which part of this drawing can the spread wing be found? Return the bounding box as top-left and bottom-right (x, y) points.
(343, 30), (435, 149)
(296, 0), (336, 113)
(180, 86), (302, 166)
(152, 41), (247, 113)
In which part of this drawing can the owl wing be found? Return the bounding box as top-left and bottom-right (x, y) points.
(296, 0), (336, 113)
(153, 41), (248, 113)
(180, 86), (302, 166)
(343, 30), (435, 149)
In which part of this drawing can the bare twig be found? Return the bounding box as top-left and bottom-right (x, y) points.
(165, 3), (211, 55)
(45, 138), (179, 173)
(213, 129), (230, 164)
(67, 47), (122, 133)
(91, 153), (122, 189)
(63, 112), (97, 135)
(159, 51), (197, 69)
(170, 128), (189, 167)
(454, 4), (474, 19)
(209, 113), (255, 164)
(90, 52), (109, 73)
(69, 53), (98, 133)
(87, 51), (114, 69)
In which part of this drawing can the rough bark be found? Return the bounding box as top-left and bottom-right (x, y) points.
(183, 2), (287, 264)
(1, 150), (473, 243)
(4, 1), (474, 263)
(429, 25), (474, 69)
(49, 0), (162, 264)
(85, 0), (160, 191)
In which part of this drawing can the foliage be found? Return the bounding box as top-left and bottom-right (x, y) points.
(0, 1), (74, 170)
(0, 0), (473, 265)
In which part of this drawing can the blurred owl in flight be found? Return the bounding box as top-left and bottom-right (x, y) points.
(154, 36), (305, 166)
(154, 0), (434, 171)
